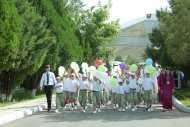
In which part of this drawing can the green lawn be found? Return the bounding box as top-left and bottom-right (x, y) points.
(0, 90), (45, 107)
(174, 88), (190, 107)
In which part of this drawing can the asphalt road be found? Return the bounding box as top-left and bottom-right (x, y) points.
(2, 105), (190, 127)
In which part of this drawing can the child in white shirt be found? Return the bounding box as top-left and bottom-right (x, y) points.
(117, 78), (125, 112)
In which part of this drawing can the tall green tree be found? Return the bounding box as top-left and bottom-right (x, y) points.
(64, 0), (120, 62)
(146, 0), (190, 87)
(0, 0), (22, 101)
(29, 0), (84, 67)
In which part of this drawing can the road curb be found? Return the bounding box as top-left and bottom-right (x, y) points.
(0, 102), (55, 125)
(172, 96), (190, 113)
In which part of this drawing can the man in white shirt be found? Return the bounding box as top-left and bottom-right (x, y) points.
(40, 65), (57, 111)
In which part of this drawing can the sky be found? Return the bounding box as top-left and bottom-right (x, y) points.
(83, 0), (169, 24)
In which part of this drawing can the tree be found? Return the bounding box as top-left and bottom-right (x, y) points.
(146, 0), (190, 87)
(0, 0), (22, 101)
(64, 0), (120, 62)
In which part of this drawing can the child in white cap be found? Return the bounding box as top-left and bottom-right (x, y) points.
(128, 72), (138, 111)
(78, 73), (89, 113)
(142, 70), (155, 112)
(116, 78), (125, 112)
(91, 76), (102, 114)
(54, 77), (65, 113)
(69, 73), (79, 110)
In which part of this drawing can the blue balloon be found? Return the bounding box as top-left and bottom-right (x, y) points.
(145, 58), (153, 66)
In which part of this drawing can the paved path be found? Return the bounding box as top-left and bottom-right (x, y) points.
(1, 103), (190, 127)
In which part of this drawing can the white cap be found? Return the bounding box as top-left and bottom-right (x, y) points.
(127, 71), (131, 74)
(82, 74), (87, 77)
(64, 72), (69, 76)
(71, 73), (75, 76)
(118, 78), (123, 83)
(113, 73), (119, 78)
(131, 72), (136, 76)
(145, 70), (150, 74)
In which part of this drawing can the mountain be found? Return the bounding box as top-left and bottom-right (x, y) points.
(108, 14), (159, 63)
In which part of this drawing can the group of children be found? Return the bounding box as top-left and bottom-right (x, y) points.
(54, 68), (156, 113)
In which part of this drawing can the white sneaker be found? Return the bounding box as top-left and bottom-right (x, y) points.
(132, 108), (135, 112)
(148, 108), (151, 112)
(118, 108), (122, 112)
(74, 106), (77, 110)
(150, 107), (154, 112)
(125, 106), (128, 109)
(70, 107), (74, 111)
(63, 106), (66, 111)
(98, 108), (101, 112)
(122, 108), (125, 112)
(54, 109), (59, 113)
(82, 109), (86, 113)
(113, 106), (116, 109)
(93, 110), (97, 114)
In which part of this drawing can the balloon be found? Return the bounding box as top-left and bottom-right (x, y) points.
(119, 63), (126, 70)
(113, 66), (120, 72)
(81, 62), (88, 69)
(130, 64), (138, 72)
(110, 78), (118, 86)
(70, 62), (79, 72)
(70, 62), (78, 69)
(58, 66), (65, 77)
(145, 58), (153, 66)
(95, 59), (102, 67)
(137, 78), (143, 85)
(89, 66), (96, 72)
(145, 65), (156, 78)
(98, 65), (105, 72)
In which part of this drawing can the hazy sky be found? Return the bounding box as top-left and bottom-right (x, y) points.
(83, 0), (169, 23)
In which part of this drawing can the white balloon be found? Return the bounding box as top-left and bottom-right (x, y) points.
(70, 62), (78, 69)
(58, 66), (65, 72)
(137, 78), (143, 85)
(58, 66), (65, 77)
(81, 62), (88, 69)
(89, 66), (96, 72)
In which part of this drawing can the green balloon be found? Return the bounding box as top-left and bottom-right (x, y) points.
(110, 78), (118, 86)
(130, 64), (138, 72)
(98, 65), (105, 72)
(145, 65), (156, 78)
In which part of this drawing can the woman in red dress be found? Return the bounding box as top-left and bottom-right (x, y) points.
(162, 67), (175, 111)
(158, 69), (165, 105)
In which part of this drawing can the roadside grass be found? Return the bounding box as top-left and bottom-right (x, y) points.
(0, 89), (45, 107)
(174, 88), (190, 107)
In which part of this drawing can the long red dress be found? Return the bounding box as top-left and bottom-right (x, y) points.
(162, 74), (175, 110)
(158, 74), (165, 104)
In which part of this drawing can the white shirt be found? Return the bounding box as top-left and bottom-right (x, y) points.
(128, 77), (137, 89)
(78, 79), (89, 90)
(92, 80), (101, 91)
(142, 77), (154, 90)
(124, 84), (130, 93)
(40, 72), (57, 87)
(69, 79), (79, 92)
(117, 85), (125, 94)
(112, 85), (118, 93)
(55, 82), (64, 93)
(136, 84), (141, 92)
(63, 78), (70, 91)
